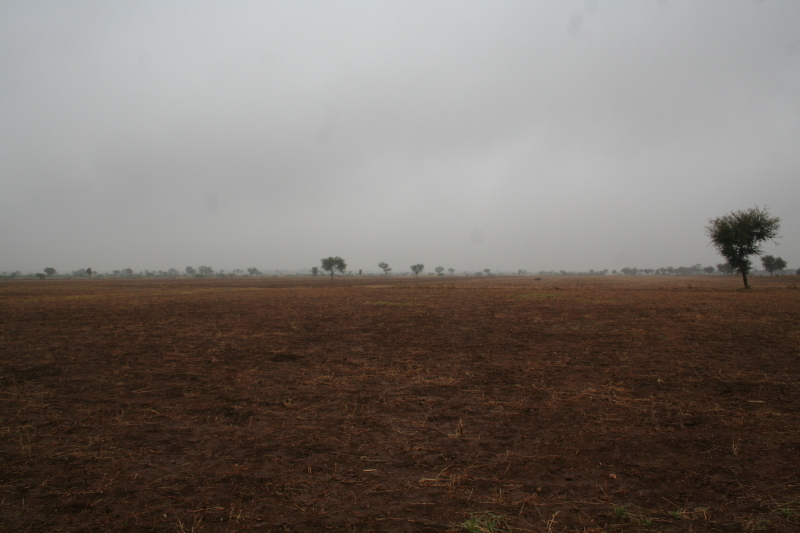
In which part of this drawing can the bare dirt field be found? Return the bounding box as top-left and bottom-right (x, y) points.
(1, 275), (799, 532)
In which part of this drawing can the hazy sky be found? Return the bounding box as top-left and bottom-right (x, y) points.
(2, 1), (798, 274)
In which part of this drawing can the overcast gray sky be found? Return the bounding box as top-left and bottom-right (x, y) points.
(1, 0), (798, 275)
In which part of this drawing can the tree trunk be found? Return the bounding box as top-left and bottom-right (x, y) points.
(741, 271), (750, 289)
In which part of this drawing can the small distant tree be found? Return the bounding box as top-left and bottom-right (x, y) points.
(435, 266), (445, 276)
(761, 255), (787, 277)
(321, 257), (347, 279)
(448, 268), (455, 276)
(168, 268), (179, 276)
(35, 273), (46, 280)
(198, 266), (214, 276)
(310, 266), (319, 276)
(186, 266), (197, 276)
(706, 206), (781, 289)
(717, 263), (734, 276)
(483, 268), (491, 276)
(247, 267), (261, 276)
(703, 266), (714, 274)
(44, 267), (57, 276)
(122, 268), (134, 276)
(378, 262), (392, 276)
(410, 264), (424, 277)
(85, 268), (93, 277)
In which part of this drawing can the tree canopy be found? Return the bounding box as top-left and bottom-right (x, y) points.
(378, 262), (391, 276)
(706, 206), (780, 288)
(410, 264), (424, 277)
(321, 257), (347, 279)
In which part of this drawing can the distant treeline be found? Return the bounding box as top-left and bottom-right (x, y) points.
(3, 262), (797, 280)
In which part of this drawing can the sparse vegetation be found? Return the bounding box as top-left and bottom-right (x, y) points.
(461, 512), (511, 533)
(774, 501), (799, 518)
(669, 508), (685, 519)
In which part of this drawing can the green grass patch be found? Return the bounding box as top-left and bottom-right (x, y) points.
(460, 512), (511, 532)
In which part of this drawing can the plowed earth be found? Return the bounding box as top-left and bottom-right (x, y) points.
(1, 275), (799, 532)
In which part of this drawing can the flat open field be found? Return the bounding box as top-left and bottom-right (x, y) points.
(1, 275), (799, 532)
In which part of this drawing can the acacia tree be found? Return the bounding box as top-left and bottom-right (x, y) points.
(310, 266), (319, 276)
(706, 206), (780, 289)
(761, 255), (787, 277)
(44, 267), (57, 276)
(435, 266), (445, 276)
(410, 264), (424, 277)
(321, 257), (347, 279)
(448, 268), (455, 276)
(378, 262), (391, 276)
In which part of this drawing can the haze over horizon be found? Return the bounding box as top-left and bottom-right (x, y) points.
(2, 1), (798, 275)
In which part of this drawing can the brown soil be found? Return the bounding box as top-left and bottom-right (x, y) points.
(1, 275), (799, 532)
